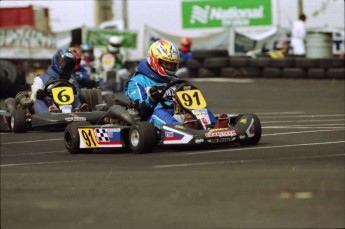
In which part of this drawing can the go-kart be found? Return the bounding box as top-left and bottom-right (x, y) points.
(64, 79), (261, 154)
(0, 79), (107, 133)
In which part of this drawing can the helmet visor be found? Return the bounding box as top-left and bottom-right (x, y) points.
(60, 56), (76, 73)
(159, 59), (179, 75)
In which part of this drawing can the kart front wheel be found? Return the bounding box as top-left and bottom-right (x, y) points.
(129, 122), (157, 154)
(11, 109), (27, 133)
(64, 121), (93, 154)
(237, 114), (262, 145)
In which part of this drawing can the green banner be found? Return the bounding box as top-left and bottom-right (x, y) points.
(84, 28), (137, 48)
(182, 0), (272, 28)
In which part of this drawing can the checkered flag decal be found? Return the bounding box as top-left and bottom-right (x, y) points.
(95, 129), (110, 142)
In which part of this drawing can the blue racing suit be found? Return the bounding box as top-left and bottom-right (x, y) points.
(31, 67), (81, 113)
(125, 60), (215, 128)
(179, 48), (192, 68)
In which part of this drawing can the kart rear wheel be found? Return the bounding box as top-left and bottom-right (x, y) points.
(11, 109), (27, 133)
(64, 121), (93, 154)
(129, 122), (157, 154)
(80, 89), (102, 111)
(237, 114), (262, 145)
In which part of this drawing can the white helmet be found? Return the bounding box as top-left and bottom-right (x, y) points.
(107, 36), (123, 53)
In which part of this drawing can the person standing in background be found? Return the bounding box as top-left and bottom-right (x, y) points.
(290, 14), (307, 56)
(178, 37), (193, 68)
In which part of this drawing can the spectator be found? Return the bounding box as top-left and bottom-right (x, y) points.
(176, 37), (193, 77)
(291, 13), (307, 56)
(179, 37), (192, 67)
(30, 48), (86, 113)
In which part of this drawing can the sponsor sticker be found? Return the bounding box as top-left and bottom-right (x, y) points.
(205, 130), (236, 138)
(195, 138), (204, 144)
(65, 117), (87, 122)
(207, 137), (232, 143)
(240, 118), (247, 124)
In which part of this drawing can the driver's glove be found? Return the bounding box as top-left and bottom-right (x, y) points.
(149, 86), (160, 103)
(36, 89), (46, 100)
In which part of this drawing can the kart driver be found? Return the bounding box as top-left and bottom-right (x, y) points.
(30, 48), (86, 113)
(125, 39), (228, 129)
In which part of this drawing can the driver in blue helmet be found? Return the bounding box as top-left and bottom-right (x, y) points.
(30, 48), (86, 113)
(125, 40), (228, 129)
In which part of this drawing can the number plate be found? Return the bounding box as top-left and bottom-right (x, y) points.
(51, 86), (74, 105)
(78, 128), (123, 148)
(176, 89), (207, 110)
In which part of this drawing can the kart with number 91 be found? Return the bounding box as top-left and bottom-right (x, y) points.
(64, 79), (262, 154)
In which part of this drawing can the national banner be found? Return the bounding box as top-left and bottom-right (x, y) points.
(182, 0), (272, 29)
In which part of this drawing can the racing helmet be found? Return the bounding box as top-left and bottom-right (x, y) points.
(52, 48), (76, 78)
(147, 40), (180, 77)
(107, 36), (123, 53)
(80, 42), (94, 62)
(180, 37), (192, 53)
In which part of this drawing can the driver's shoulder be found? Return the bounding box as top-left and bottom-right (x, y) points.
(36, 73), (55, 83)
(131, 73), (160, 85)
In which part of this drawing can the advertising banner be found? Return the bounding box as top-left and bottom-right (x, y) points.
(0, 28), (57, 59)
(182, 0), (272, 29)
(144, 25), (231, 56)
(83, 27), (137, 48)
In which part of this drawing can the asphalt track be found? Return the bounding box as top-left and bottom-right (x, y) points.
(1, 78), (344, 229)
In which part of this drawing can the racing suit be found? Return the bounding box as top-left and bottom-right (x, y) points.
(179, 48), (192, 68)
(31, 67), (81, 113)
(125, 60), (216, 128)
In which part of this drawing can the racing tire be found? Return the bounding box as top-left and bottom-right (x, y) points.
(236, 114), (262, 145)
(229, 57), (249, 67)
(203, 57), (230, 68)
(0, 60), (18, 98)
(129, 122), (157, 154)
(4, 97), (16, 113)
(192, 50), (229, 61)
(248, 58), (271, 68)
(327, 68), (345, 79)
(11, 109), (27, 133)
(64, 121), (93, 154)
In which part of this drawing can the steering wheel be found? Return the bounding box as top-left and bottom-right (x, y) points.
(153, 79), (190, 109)
(44, 79), (77, 97)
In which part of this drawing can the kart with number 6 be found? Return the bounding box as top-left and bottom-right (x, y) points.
(0, 79), (106, 133)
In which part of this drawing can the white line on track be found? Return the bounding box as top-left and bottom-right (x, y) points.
(0, 141), (345, 168)
(256, 111), (305, 115)
(0, 160), (86, 167)
(1, 138), (63, 145)
(279, 123), (345, 127)
(261, 119), (345, 124)
(2, 141), (344, 168)
(1, 126), (343, 146)
(262, 129), (345, 136)
(154, 153), (345, 169)
(264, 126), (345, 129)
(259, 114), (345, 119)
(1, 150), (67, 157)
(170, 141), (345, 157)
(190, 78), (254, 83)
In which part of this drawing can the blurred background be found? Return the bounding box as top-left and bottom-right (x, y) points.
(0, 0), (344, 97)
